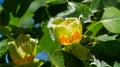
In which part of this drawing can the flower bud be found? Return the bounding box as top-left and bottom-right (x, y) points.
(8, 34), (38, 65)
(52, 17), (82, 45)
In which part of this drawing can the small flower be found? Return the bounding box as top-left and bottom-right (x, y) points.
(51, 17), (82, 45)
(8, 34), (38, 65)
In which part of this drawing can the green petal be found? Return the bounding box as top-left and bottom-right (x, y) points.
(68, 18), (81, 33)
(53, 17), (64, 25)
(8, 42), (24, 59)
(53, 25), (69, 38)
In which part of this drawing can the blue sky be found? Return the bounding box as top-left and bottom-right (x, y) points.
(0, 0), (4, 5)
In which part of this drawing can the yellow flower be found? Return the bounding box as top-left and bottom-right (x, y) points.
(52, 17), (82, 45)
(8, 34), (38, 65)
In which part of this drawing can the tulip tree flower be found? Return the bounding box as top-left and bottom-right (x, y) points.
(8, 34), (38, 65)
(48, 17), (92, 62)
(51, 17), (82, 45)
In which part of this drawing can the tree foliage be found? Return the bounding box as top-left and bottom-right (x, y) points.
(0, 0), (120, 67)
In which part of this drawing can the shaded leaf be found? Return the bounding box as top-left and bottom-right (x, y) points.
(0, 26), (10, 36)
(0, 10), (10, 26)
(47, 0), (67, 17)
(51, 50), (64, 67)
(90, 0), (120, 10)
(15, 0), (34, 17)
(69, 0), (83, 2)
(33, 7), (49, 23)
(0, 9), (10, 26)
(17, 0), (46, 28)
(9, 0), (47, 28)
(67, 43), (92, 61)
(51, 50), (84, 67)
(3, 0), (33, 17)
(0, 39), (8, 58)
(3, 0), (19, 16)
(90, 40), (120, 66)
(57, 2), (92, 21)
(0, 61), (43, 67)
(9, 25), (28, 35)
(48, 3), (67, 17)
(46, 0), (67, 5)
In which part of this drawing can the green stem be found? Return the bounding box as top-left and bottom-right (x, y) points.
(65, 43), (93, 67)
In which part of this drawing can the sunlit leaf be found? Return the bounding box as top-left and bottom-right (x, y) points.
(84, 21), (103, 38)
(113, 61), (120, 67)
(9, 13), (19, 26)
(37, 26), (61, 53)
(97, 34), (117, 42)
(100, 7), (120, 33)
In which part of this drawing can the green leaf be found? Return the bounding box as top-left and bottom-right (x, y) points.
(84, 21), (103, 38)
(3, 0), (34, 17)
(69, 0), (83, 2)
(9, 13), (19, 26)
(47, 1), (67, 17)
(90, 0), (120, 10)
(0, 26), (10, 36)
(9, 25), (28, 35)
(51, 50), (84, 67)
(46, 0), (67, 5)
(0, 39), (8, 58)
(90, 40), (120, 66)
(0, 61), (43, 67)
(9, 0), (47, 28)
(51, 50), (64, 67)
(113, 62), (120, 67)
(97, 34), (117, 42)
(57, 2), (92, 21)
(0, 9), (10, 26)
(18, 0), (47, 28)
(37, 26), (61, 54)
(100, 7), (120, 33)
(66, 43), (92, 61)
